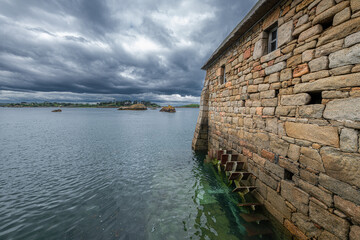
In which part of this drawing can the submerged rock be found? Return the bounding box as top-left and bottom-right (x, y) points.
(160, 105), (176, 113)
(52, 109), (62, 112)
(118, 103), (147, 110)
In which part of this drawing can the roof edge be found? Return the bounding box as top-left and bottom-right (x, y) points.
(201, 0), (280, 70)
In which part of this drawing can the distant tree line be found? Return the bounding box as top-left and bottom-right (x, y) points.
(0, 100), (161, 108)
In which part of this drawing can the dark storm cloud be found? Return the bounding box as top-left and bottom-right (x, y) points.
(0, 0), (257, 103)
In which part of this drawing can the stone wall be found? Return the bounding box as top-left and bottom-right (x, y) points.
(193, 0), (360, 239)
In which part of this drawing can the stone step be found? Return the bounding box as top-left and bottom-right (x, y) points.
(236, 161), (245, 171)
(239, 213), (268, 223)
(232, 186), (256, 193)
(217, 150), (224, 160)
(225, 161), (244, 171)
(225, 161), (236, 171)
(230, 154), (238, 161)
(228, 172), (251, 180)
(220, 154), (230, 165)
(244, 223), (273, 237)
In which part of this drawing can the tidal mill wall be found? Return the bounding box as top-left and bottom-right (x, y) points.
(192, 0), (360, 239)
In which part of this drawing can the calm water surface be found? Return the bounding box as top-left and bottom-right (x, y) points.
(0, 108), (290, 240)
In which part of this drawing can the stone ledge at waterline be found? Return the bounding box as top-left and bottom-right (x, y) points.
(118, 104), (147, 110)
(193, 0), (360, 239)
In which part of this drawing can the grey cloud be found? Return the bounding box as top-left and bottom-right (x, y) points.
(0, 0), (257, 103)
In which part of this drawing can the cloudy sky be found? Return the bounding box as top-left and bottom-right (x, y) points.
(0, 0), (257, 104)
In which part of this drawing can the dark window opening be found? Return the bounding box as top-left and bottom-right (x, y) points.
(221, 65), (227, 84)
(267, 26), (278, 53)
(284, 169), (294, 181)
(308, 92), (322, 105)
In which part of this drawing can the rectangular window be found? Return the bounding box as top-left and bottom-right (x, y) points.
(268, 26), (277, 53)
(221, 65), (226, 84)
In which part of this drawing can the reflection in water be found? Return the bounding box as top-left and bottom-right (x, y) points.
(0, 108), (290, 240)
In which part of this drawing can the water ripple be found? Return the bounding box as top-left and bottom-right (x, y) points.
(0, 108), (290, 240)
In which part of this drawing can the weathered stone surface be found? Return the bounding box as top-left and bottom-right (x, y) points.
(333, 7), (351, 26)
(293, 64), (309, 77)
(334, 195), (360, 224)
(264, 200), (285, 223)
(294, 73), (360, 93)
(263, 107), (275, 115)
(301, 70), (329, 82)
(351, 0), (360, 12)
(275, 106), (296, 116)
(258, 171), (278, 190)
(294, 40), (317, 55)
(265, 62), (286, 75)
(270, 135), (289, 156)
(284, 219), (307, 240)
(300, 147), (325, 172)
(267, 186), (291, 219)
(265, 118), (278, 134)
(313, 1), (349, 25)
(302, 49), (314, 62)
(281, 93), (311, 106)
(316, 0), (335, 15)
(258, 83), (270, 91)
(268, 72), (279, 83)
(317, 16), (360, 46)
(292, 212), (321, 238)
(296, 0), (317, 12)
(299, 104), (325, 118)
(323, 97), (360, 121)
(298, 179), (333, 207)
(315, 39), (343, 58)
(320, 174), (360, 205)
(345, 31), (360, 48)
(265, 161), (284, 179)
(281, 180), (309, 214)
(260, 90), (276, 99)
(292, 22), (312, 37)
(280, 68), (292, 81)
(278, 21), (293, 47)
(321, 147), (360, 188)
(261, 49), (281, 63)
(319, 231), (341, 240)
(350, 225), (360, 240)
(285, 122), (339, 147)
(253, 39), (267, 59)
(340, 128), (359, 152)
(288, 144), (300, 161)
(309, 200), (350, 239)
(287, 54), (302, 67)
(298, 24), (323, 42)
(262, 98), (278, 107)
(263, 7), (280, 30)
(296, 14), (309, 28)
(330, 65), (353, 76)
(322, 90), (348, 99)
(247, 85), (258, 93)
(329, 44), (360, 68)
(309, 56), (329, 72)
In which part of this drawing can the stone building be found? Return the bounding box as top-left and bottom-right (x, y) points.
(192, 0), (360, 239)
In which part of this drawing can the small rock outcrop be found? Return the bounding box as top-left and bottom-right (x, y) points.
(160, 105), (176, 113)
(52, 109), (62, 112)
(118, 104), (147, 110)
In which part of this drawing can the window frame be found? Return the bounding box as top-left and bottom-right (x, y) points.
(267, 26), (278, 53)
(220, 65), (226, 84)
